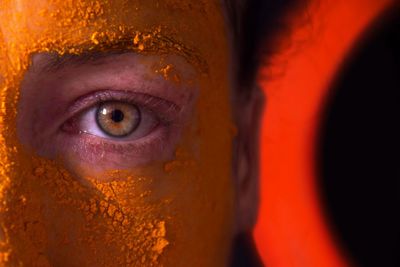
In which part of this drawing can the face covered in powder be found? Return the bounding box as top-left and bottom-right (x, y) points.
(0, 0), (261, 266)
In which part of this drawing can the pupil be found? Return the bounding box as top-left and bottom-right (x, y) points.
(110, 109), (124, 123)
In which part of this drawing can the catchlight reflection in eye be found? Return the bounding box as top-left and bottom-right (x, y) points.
(96, 101), (141, 137)
(73, 100), (159, 140)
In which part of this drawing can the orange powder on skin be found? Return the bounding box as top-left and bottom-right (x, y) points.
(1, 157), (171, 266)
(0, 0), (235, 266)
(155, 64), (181, 84)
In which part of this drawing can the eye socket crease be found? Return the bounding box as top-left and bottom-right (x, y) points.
(64, 89), (182, 124)
(31, 88), (189, 170)
(17, 52), (198, 169)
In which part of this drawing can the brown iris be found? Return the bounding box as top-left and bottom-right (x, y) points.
(96, 101), (141, 137)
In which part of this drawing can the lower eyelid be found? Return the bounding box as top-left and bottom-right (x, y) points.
(56, 91), (187, 169)
(58, 121), (177, 168)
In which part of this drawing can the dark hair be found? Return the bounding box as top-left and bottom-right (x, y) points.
(225, 0), (306, 90)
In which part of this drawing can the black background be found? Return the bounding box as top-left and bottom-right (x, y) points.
(318, 4), (399, 267)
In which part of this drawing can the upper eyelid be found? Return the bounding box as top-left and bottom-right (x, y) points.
(64, 90), (182, 124)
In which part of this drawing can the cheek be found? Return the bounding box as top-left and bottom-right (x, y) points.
(159, 78), (236, 265)
(0, 141), (234, 267)
(0, 156), (171, 266)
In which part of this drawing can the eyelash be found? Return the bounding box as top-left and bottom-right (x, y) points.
(60, 90), (180, 154)
(67, 90), (179, 123)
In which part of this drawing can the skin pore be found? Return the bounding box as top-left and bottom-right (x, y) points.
(0, 0), (263, 266)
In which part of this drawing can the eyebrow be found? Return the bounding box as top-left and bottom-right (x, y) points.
(41, 50), (131, 72)
(39, 34), (209, 74)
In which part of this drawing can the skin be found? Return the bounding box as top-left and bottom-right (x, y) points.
(0, 0), (261, 266)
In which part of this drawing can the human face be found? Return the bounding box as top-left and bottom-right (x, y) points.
(0, 1), (237, 266)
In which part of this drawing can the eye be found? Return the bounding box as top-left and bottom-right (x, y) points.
(67, 100), (160, 141)
(96, 101), (141, 137)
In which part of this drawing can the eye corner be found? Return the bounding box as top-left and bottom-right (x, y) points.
(61, 116), (80, 134)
